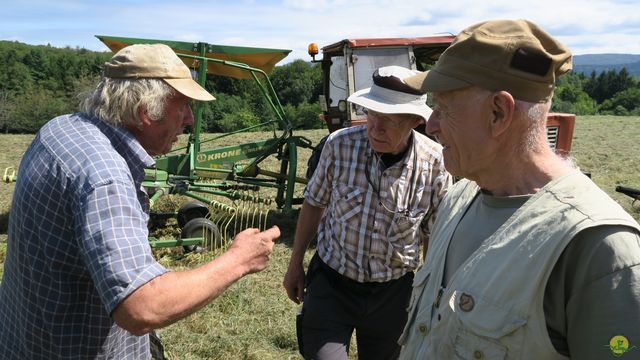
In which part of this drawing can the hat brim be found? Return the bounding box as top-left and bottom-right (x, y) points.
(164, 78), (215, 101)
(347, 87), (432, 122)
(405, 70), (472, 94)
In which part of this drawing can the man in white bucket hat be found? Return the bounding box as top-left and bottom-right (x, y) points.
(284, 65), (452, 359)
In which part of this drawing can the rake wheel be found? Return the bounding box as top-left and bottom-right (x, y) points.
(177, 201), (210, 228)
(181, 217), (222, 253)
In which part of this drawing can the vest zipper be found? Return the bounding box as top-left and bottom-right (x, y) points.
(434, 287), (444, 308)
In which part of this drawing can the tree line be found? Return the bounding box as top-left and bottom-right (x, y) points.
(0, 40), (638, 134)
(0, 41), (323, 134)
(553, 68), (640, 116)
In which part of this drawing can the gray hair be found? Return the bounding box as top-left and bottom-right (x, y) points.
(514, 99), (551, 152)
(79, 78), (174, 128)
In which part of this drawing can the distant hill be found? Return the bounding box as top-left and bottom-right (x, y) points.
(573, 54), (640, 77)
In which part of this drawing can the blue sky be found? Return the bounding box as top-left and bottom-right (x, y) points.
(2, 0), (639, 63)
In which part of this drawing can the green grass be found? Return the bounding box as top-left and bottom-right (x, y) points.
(570, 116), (640, 218)
(155, 244), (303, 360)
(0, 117), (639, 359)
(0, 134), (31, 243)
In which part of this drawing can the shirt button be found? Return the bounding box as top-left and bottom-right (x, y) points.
(473, 350), (484, 359)
(418, 324), (428, 334)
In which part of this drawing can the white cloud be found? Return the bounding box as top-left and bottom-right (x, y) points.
(1, 0), (639, 61)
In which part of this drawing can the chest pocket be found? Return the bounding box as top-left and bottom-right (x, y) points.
(332, 184), (364, 230)
(450, 290), (527, 360)
(387, 212), (423, 245)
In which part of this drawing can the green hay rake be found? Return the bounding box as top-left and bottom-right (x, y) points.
(4, 35), (314, 252)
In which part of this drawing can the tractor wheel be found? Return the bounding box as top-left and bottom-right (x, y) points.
(181, 217), (222, 253)
(177, 201), (210, 228)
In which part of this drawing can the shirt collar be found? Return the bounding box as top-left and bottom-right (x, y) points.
(86, 115), (155, 182)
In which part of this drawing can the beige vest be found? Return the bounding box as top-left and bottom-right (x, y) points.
(399, 171), (640, 359)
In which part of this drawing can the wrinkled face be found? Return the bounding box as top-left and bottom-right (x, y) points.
(136, 93), (194, 156)
(366, 110), (422, 154)
(426, 87), (493, 178)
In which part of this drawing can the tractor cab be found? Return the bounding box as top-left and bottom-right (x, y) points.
(308, 36), (454, 132)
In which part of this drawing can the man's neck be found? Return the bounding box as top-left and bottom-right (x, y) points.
(475, 149), (574, 196)
(379, 147), (409, 168)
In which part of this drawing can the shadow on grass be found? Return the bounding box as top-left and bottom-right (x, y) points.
(266, 209), (299, 247)
(0, 209), (9, 234)
(271, 333), (298, 351)
(266, 208), (318, 250)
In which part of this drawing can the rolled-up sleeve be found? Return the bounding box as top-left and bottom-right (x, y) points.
(305, 136), (336, 208)
(76, 180), (169, 314)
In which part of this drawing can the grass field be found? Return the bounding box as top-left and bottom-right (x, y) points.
(0, 116), (639, 359)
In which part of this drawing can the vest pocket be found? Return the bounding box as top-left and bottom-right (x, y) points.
(398, 267), (431, 346)
(454, 329), (508, 359)
(451, 290), (527, 359)
(408, 266), (431, 312)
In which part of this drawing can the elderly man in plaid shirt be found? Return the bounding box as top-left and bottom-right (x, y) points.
(283, 65), (452, 360)
(0, 44), (280, 359)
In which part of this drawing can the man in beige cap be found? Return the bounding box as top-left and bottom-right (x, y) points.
(0, 43), (280, 359)
(397, 19), (640, 359)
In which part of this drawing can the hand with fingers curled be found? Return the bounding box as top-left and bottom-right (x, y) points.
(283, 261), (306, 304)
(227, 225), (281, 275)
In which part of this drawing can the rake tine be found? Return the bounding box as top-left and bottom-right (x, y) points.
(251, 206), (259, 230)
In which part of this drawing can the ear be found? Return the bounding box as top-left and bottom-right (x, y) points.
(488, 91), (515, 138)
(412, 116), (424, 129)
(137, 105), (152, 128)
(124, 104), (155, 135)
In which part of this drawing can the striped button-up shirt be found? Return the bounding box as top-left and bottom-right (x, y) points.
(306, 126), (452, 282)
(0, 113), (169, 359)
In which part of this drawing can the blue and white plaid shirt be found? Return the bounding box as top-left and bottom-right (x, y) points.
(0, 113), (169, 359)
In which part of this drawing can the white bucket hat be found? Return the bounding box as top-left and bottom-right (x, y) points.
(347, 65), (432, 122)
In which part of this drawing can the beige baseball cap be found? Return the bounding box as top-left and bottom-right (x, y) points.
(103, 43), (215, 101)
(405, 19), (572, 103)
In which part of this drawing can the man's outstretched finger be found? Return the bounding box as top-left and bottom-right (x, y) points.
(260, 225), (281, 242)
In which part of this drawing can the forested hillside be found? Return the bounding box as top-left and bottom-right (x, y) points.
(0, 41), (110, 133)
(554, 69), (640, 115)
(574, 54), (640, 77)
(0, 40), (323, 134)
(1, 40), (639, 134)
